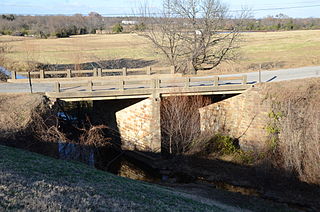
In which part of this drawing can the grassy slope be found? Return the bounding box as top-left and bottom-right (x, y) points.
(0, 145), (229, 211)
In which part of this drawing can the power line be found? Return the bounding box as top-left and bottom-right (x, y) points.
(1, 3), (320, 16)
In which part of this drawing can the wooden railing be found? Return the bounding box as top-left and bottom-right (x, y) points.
(10, 66), (176, 80)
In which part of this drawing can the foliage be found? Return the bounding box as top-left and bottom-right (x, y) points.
(134, 23), (146, 31)
(112, 23), (123, 33)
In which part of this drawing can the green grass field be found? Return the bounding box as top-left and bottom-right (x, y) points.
(1, 30), (320, 73)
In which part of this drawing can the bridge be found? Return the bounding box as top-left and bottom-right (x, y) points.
(3, 65), (320, 154)
(8, 66), (252, 101)
(6, 66), (255, 153)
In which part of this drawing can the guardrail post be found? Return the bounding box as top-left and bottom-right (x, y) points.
(55, 82), (60, 93)
(242, 75), (247, 85)
(93, 68), (98, 77)
(11, 71), (16, 80)
(88, 81), (93, 91)
(152, 79), (160, 88)
(67, 69), (72, 78)
(147, 67), (151, 75)
(98, 68), (102, 77)
(122, 67), (127, 76)
(184, 77), (190, 88)
(170, 66), (175, 74)
(214, 76), (219, 87)
(259, 70), (262, 83)
(119, 80), (124, 90)
(40, 70), (45, 79)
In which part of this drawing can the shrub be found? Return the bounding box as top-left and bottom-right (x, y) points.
(112, 24), (123, 33)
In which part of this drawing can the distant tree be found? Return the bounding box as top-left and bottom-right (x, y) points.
(112, 23), (123, 33)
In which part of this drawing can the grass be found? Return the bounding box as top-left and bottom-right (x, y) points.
(0, 144), (231, 211)
(1, 30), (320, 72)
(240, 30), (320, 69)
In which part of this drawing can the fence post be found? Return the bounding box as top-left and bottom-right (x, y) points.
(98, 68), (102, 77)
(11, 71), (16, 80)
(214, 76), (219, 87)
(55, 82), (60, 93)
(67, 69), (72, 78)
(40, 70), (45, 79)
(88, 81), (93, 91)
(170, 66), (175, 74)
(147, 67), (151, 75)
(242, 75), (247, 85)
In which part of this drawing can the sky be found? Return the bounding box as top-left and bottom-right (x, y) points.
(0, 0), (320, 18)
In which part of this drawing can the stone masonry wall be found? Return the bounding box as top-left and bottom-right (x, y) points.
(199, 85), (273, 151)
(116, 98), (161, 152)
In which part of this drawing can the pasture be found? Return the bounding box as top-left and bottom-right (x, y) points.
(1, 30), (320, 73)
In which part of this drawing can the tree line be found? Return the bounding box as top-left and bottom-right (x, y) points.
(0, 12), (123, 38)
(0, 12), (320, 38)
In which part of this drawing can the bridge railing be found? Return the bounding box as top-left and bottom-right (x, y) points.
(10, 66), (176, 81)
(53, 75), (248, 93)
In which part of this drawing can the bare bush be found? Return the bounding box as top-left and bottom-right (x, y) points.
(277, 101), (320, 184)
(161, 95), (211, 154)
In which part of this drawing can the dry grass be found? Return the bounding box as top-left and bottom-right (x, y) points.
(256, 78), (320, 184)
(0, 144), (229, 211)
(1, 30), (320, 73)
(0, 94), (45, 138)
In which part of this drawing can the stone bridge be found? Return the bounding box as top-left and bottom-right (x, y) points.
(7, 66), (253, 152)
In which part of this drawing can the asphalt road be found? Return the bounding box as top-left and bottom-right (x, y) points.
(1, 66), (320, 94)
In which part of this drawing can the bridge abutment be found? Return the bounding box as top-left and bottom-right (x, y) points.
(116, 97), (161, 152)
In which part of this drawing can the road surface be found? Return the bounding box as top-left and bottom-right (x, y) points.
(1, 66), (320, 93)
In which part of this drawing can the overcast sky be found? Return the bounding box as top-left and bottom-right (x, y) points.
(0, 0), (319, 18)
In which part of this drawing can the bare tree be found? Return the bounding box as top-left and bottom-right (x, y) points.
(139, 0), (246, 73)
(161, 95), (211, 155)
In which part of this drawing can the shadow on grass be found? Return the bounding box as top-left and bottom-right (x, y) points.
(37, 58), (157, 71)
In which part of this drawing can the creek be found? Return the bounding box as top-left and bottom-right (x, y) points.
(50, 101), (310, 211)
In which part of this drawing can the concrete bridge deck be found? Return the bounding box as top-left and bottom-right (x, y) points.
(5, 66), (253, 101)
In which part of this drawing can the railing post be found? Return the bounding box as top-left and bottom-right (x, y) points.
(184, 77), (190, 88)
(119, 80), (124, 90)
(93, 68), (98, 77)
(88, 81), (93, 91)
(214, 76), (219, 87)
(170, 66), (175, 74)
(147, 67), (151, 75)
(152, 79), (160, 88)
(67, 69), (72, 78)
(122, 67), (127, 76)
(98, 68), (102, 77)
(55, 82), (60, 93)
(242, 75), (247, 85)
(259, 70), (262, 83)
(39, 70), (44, 79)
(11, 71), (16, 80)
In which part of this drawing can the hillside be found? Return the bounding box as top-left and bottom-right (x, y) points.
(0, 144), (237, 211)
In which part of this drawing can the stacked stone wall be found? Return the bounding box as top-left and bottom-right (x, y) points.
(116, 98), (161, 152)
(199, 86), (273, 151)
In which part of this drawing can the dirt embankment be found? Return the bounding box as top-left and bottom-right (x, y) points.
(0, 94), (52, 145)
